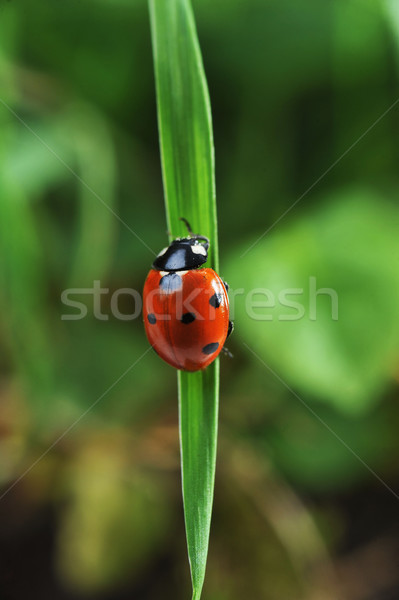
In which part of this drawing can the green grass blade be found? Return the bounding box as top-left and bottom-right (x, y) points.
(148, 0), (219, 598)
(178, 363), (219, 600)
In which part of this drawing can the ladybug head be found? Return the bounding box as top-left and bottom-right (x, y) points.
(152, 235), (210, 272)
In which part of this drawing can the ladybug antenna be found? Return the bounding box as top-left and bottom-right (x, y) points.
(179, 217), (194, 236)
(179, 216), (210, 250)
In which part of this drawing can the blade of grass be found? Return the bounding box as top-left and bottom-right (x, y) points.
(178, 362), (219, 600)
(148, 1), (219, 598)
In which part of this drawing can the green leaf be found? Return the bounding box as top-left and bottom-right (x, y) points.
(225, 189), (399, 414)
(149, 0), (219, 598)
(61, 103), (118, 285)
(0, 113), (56, 412)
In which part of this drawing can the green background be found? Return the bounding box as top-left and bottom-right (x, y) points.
(1, 0), (399, 598)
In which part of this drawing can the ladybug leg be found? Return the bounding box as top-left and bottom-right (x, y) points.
(221, 346), (233, 359)
(221, 320), (234, 359)
(227, 320), (234, 338)
(223, 280), (229, 292)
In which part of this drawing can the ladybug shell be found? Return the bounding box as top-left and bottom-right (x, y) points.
(143, 268), (229, 371)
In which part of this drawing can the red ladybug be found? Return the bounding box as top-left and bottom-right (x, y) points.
(143, 219), (233, 371)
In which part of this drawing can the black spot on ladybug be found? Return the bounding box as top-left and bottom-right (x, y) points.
(159, 272), (182, 292)
(181, 312), (196, 324)
(147, 313), (157, 324)
(202, 342), (219, 355)
(209, 293), (222, 308)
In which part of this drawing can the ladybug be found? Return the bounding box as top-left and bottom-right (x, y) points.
(143, 218), (233, 371)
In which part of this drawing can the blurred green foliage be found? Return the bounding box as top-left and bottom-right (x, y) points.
(1, 0), (399, 598)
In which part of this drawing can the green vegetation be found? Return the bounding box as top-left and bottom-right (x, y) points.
(0, 0), (398, 598)
(149, 0), (218, 597)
